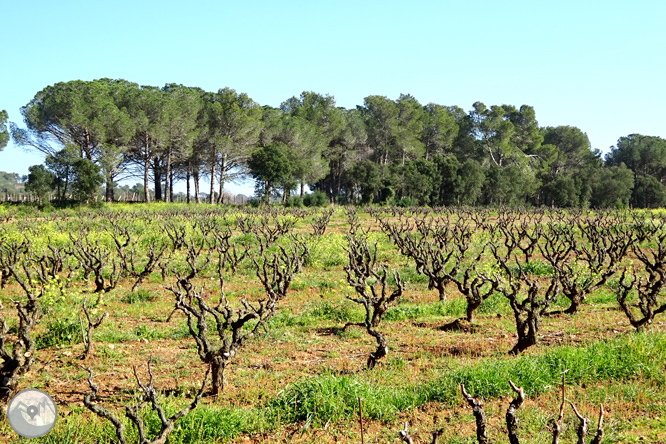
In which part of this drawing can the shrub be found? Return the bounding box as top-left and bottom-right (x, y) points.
(285, 195), (304, 208)
(396, 196), (416, 208)
(36, 317), (79, 349)
(303, 190), (328, 207)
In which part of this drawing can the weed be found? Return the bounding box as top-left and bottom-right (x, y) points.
(121, 289), (157, 304)
(384, 299), (466, 321)
(36, 317), (80, 349)
(477, 291), (510, 314)
(510, 260), (554, 276)
(307, 300), (358, 323)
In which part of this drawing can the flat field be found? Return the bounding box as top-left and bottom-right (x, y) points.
(0, 204), (664, 443)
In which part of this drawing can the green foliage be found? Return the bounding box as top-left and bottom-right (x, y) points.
(0, 171), (23, 194)
(432, 154), (459, 205)
(39, 278), (81, 315)
(477, 291), (510, 314)
(401, 158), (438, 205)
(632, 174), (666, 208)
(396, 196), (416, 208)
(510, 260), (553, 276)
(25, 164), (56, 201)
(14, 79), (136, 202)
(11, 79), (666, 208)
(362, 95), (401, 165)
(71, 157), (104, 202)
(266, 331), (666, 427)
(606, 134), (666, 181)
(542, 125), (596, 172)
(591, 163), (634, 208)
(457, 159), (486, 205)
(248, 143), (293, 202)
(347, 159), (382, 204)
(199, 86), (262, 204)
(306, 300), (357, 323)
(266, 372), (429, 425)
(36, 278), (84, 349)
(483, 163), (538, 206)
(37, 316), (80, 349)
(421, 103), (459, 159)
(0, 109), (8, 151)
(302, 190), (328, 207)
(448, 330), (666, 400)
(308, 234), (347, 268)
(45, 145), (79, 200)
(284, 195), (303, 207)
(542, 173), (587, 207)
(121, 289), (157, 304)
(133, 324), (163, 340)
(383, 299), (466, 321)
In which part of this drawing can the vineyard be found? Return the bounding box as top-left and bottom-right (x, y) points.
(0, 204), (665, 443)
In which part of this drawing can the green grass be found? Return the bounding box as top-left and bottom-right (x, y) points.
(509, 260), (554, 276)
(384, 299), (466, 321)
(34, 330), (666, 442)
(94, 321), (177, 343)
(270, 330), (666, 424)
(477, 291), (511, 314)
(36, 318), (81, 349)
(120, 289), (158, 304)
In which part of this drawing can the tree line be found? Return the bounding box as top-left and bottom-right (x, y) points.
(5, 79), (666, 207)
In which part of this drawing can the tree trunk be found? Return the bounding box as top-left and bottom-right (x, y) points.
(186, 168), (191, 204)
(466, 299), (481, 323)
(509, 335), (536, 355)
(428, 278), (447, 301)
(154, 166), (162, 201)
(194, 171), (200, 203)
(509, 321), (537, 355)
(105, 171), (114, 202)
(335, 163), (342, 199)
(209, 164), (216, 205)
(218, 154), (226, 204)
(170, 169), (174, 202)
(165, 149), (172, 203)
(564, 292), (584, 315)
(144, 156), (151, 204)
(0, 371), (21, 415)
(210, 356), (225, 395)
(63, 175), (69, 201)
(366, 328), (388, 369)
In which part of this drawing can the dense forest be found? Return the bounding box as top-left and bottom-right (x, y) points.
(4, 79), (666, 207)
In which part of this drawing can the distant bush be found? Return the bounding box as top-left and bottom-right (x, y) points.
(87, 200), (107, 209)
(396, 196), (416, 208)
(285, 195), (304, 208)
(303, 190), (328, 207)
(247, 197), (262, 207)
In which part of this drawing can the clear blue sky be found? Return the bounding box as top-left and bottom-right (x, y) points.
(1, 0), (664, 195)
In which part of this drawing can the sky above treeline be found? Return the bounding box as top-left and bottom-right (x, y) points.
(1, 0), (664, 195)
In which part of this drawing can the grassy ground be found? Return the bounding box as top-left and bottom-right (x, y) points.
(0, 205), (664, 443)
